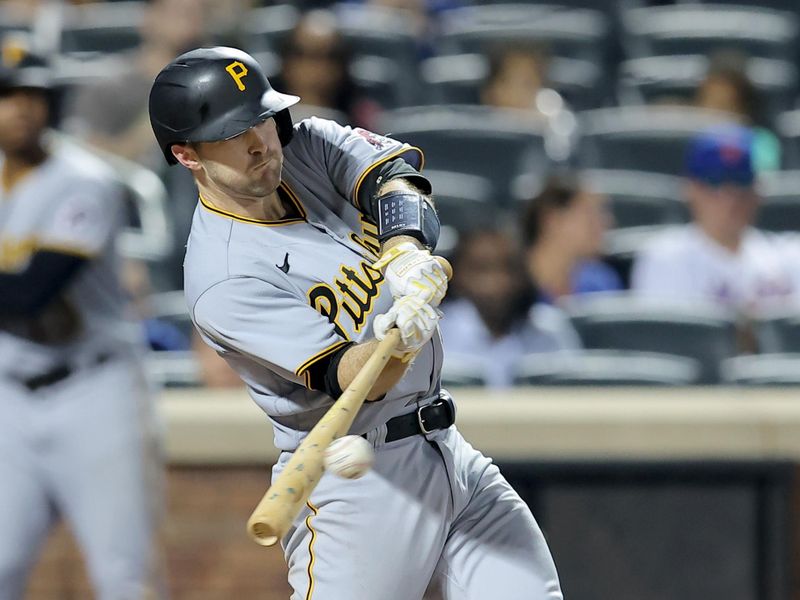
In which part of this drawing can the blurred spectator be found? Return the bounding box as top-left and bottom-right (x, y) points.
(522, 173), (621, 304)
(440, 227), (581, 388)
(631, 125), (800, 315)
(191, 329), (244, 388)
(0, 47), (165, 597)
(694, 51), (781, 172)
(481, 43), (549, 113)
(63, 0), (210, 170)
(275, 9), (376, 127)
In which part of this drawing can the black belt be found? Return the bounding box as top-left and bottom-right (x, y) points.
(378, 394), (456, 443)
(18, 352), (112, 392)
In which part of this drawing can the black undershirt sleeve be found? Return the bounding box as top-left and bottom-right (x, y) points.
(0, 250), (88, 317)
(305, 341), (355, 398)
(356, 157), (432, 220)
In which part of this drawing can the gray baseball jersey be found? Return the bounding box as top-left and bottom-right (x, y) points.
(186, 117), (443, 451)
(0, 140), (163, 599)
(185, 117), (562, 600)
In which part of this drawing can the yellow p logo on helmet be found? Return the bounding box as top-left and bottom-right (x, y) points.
(225, 61), (248, 91)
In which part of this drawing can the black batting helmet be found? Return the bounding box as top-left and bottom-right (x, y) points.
(148, 46), (299, 165)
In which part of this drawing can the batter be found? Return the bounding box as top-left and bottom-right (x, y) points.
(150, 46), (562, 600)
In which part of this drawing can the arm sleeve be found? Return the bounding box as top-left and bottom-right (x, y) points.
(0, 251), (87, 317)
(192, 277), (351, 390)
(293, 117), (430, 217)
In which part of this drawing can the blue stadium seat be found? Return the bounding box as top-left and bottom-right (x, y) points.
(437, 5), (611, 66)
(720, 354), (800, 386)
(565, 292), (738, 383)
(757, 171), (800, 233)
(582, 169), (688, 230)
(618, 56), (798, 126)
(754, 309), (800, 354)
(59, 1), (145, 58)
(514, 350), (702, 386)
(420, 53), (605, 110)
(622, 6), (799, 62)
(379, 105), (554, 206)
(577, 106), (732, 176)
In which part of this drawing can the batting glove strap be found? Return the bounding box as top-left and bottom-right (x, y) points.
(373, 295), (442, 359)
(373, 242), (448, 307)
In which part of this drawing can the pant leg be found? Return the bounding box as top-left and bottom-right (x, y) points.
(280, 434), (453, 600)
(0, 379), (54, 599)
(429, 427), (563, 600)
(44, 358), (165, 600)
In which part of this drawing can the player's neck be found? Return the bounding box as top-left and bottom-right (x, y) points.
(1, 145), (47, 193)
(198, 183), (284, 221)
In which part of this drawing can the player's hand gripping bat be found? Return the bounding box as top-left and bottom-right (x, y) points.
(247, 257), (452, 546)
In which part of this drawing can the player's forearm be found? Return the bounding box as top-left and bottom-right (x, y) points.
(337, 340), (410, 401)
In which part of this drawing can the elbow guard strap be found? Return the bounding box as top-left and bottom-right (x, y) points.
(373, 190), (441, 251)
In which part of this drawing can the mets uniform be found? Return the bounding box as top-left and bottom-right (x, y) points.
(631, 224), (800, 312)
(0, 139), (163, 599)
(185, 117), (563, 599)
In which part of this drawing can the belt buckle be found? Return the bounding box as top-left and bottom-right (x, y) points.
(417, 400), (442, 435)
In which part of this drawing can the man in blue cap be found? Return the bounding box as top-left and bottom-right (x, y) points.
(631, 124), (800, 312)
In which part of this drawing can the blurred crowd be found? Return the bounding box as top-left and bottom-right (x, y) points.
(3, 0), (800, 388)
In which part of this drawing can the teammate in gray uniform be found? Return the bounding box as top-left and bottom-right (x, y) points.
(0, 49), (164, 598)
(150, 46), (562, 600)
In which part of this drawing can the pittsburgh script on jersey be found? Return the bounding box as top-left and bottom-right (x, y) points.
(308, 261), (385, 339)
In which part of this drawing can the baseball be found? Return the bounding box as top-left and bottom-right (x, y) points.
(323, 435), (375, 479)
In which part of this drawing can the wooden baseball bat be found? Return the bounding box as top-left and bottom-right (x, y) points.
(247, 258), (452, 547)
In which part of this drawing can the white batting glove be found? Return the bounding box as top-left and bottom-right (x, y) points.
(372, 242), (448, 307)
(373, 295), (442, 361)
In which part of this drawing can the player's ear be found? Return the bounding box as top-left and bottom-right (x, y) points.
(171, 143), (202, 171)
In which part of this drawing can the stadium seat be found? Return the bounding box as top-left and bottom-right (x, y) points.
(379, 105), (553, 206)
(59, 1), (145, 58)
(618, 56), (798, 126)
(757, 171), (800, 232)
(720, 354), (800, 386)
(144, 350), (201, 388)
(424, 170), (495, 232)
(441, 355), (488, 387)
(681, 0), (800, 15)
(576, 106), (732, 175)
(514, 350), (702, 386)
(565, 293), (738, 383)
(420, 53), (605, 110)
(622, 6), (799, 62)
(777, 110), (800, 169)
(333, 4), (421, 106)
(243, 4), (301, 54)
(437, 5), (611, 66)
(582, 170), (688, 230)
(754, 309), (800, 353)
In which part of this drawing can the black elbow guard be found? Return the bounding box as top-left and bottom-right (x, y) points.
(372, 190), (441, 251)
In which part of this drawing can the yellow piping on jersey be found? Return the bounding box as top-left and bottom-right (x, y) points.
(296, 340), (351, 387)
(304, 501), (320, 600)
(351, 146), (425, 209)
(198, 181), (306, 226)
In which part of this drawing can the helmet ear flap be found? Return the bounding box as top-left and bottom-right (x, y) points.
(275, 108), (294, 147)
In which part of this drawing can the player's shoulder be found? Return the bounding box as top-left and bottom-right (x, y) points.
(47, 137), (118, 186)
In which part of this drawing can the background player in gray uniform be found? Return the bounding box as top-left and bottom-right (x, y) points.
(0, 49), (164, 598)
(150, 46), (562, 600)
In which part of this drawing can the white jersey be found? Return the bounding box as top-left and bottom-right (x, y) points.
(0, 139), (138, 380)
(630, 224), (800, 312)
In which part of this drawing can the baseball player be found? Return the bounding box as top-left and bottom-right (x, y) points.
(150, 47), (562, 599)
(0, 49), (163, 598)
